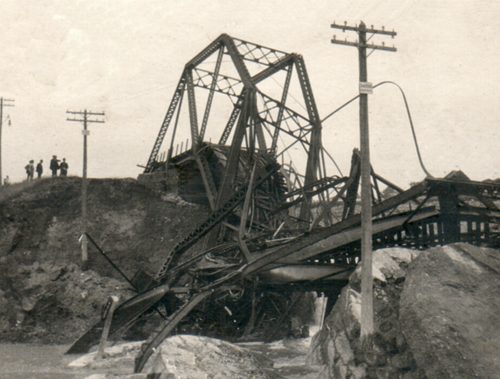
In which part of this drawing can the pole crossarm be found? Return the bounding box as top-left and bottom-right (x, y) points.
(331, 22), (397, 37)
(66, 110), (106, 124)
(2, 100), (15, 106)
(66, 110), (105, 116)
(330, 38), (397, 52)
(67, 118), (105, 123)
(331, 21), (397, 53)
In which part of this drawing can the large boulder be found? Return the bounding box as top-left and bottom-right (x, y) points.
(308, 243), (500, 379)
(144, 335), (278, 378)
(400, 243), (500, 379)
(308, 247), (423, 379)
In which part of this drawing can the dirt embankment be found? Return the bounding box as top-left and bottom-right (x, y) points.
(0, 177), (209, 343)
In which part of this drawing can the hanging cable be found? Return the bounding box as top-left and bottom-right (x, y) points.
(321, 146), (344, 176)
(320, 81), (434, 178)
(372, 81), (434, 178)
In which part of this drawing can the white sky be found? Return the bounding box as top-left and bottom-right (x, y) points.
(0, 0), (499, 185)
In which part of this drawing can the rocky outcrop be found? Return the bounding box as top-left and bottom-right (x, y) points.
(308, 244), (500, 379)
(400, 244), (500, 379)
(0, 262), (132, 343)
(307, 247), (423, 379)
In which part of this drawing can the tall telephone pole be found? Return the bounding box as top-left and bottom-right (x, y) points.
(66, 109), (105, 268)
(0, 97), (15, 186)
(331, 21), (397, 341)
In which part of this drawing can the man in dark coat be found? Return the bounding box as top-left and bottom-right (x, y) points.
(36, 160), (43, 179)
(50, 155), (59, 177)
(60, 158), (69, 177)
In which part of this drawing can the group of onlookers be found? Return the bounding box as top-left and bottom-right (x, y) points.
(24, 155), (69, 181)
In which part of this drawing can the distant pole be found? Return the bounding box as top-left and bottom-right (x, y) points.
(331, 21), (397, 341)
(66, 109), (105, 268)
(0, 97), (15, 186)
(82, 110), (89, 266)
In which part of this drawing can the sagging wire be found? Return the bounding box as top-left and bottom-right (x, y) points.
(320, 81), (434, 178)
(372, 81), (434, 178)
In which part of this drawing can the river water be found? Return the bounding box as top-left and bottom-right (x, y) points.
(0, 343), (91, 378)
(0, 339), (321, 378)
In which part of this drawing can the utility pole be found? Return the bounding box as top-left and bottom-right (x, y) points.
(0, 97), (15, 186)
(66, 109), (105, 268)
(331, 21), (397, 342)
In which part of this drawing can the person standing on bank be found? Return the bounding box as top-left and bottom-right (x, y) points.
(25, 160), (35, 181)
(36, 160), (43, 179)
(50, 155), (59, 177)
(60, 158), (69, 177)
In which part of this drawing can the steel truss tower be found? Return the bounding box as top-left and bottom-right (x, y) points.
(143, 34), (327, 221)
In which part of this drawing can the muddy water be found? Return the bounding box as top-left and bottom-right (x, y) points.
(0, 339), (322, 378)
(240, 338), (322, 379)
(0, 344), (89, 379)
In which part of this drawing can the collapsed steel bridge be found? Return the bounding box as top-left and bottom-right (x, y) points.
(68, 34), (500, 372)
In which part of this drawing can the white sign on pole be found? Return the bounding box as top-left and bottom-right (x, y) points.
(82, 130), (90, 136)
(359, 81), (373, 94)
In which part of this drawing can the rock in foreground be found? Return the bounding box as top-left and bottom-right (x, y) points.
(145, 335), (278, 378)
(308, 243), (500, 379)
(400, 244), (500, 379)
(68, 335), (279, 379)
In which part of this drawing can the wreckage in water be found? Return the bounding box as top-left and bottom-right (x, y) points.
(67, 34), (500, 372)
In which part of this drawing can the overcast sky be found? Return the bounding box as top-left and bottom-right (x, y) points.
(0, 0), (499, 185)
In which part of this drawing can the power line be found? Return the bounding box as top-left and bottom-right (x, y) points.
(372, 81), (433, 178)
(66, 109), (105, 269)
(0, 97), (15, 186)
(320, 81), (433, 178)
